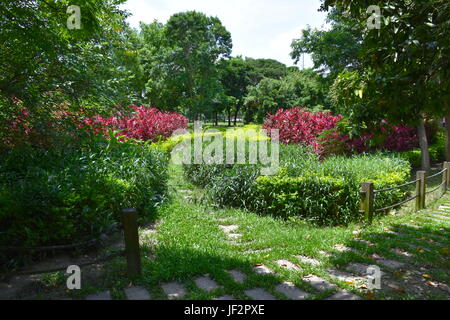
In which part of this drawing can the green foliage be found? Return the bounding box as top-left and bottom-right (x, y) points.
(184, 143), (410, 225)
(397, 132), (446, 167)
(244, 69), (329, 123)
(139, 11), (232, 116)
(0, 137), (168, 248)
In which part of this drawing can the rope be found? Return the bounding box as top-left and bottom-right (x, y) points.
(0, 251), (124, 280)
(375, 195), (418, 212)
(427, 168), (447, 180)
(0, 225), (120, 252)
(374, 179), (419, 194)
(426, 180), (446, 195)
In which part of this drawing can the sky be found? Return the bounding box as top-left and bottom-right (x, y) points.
(120, 0), (330, 68)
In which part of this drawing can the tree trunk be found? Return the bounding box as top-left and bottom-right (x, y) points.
(233, 104), (240, 127)
(418, 116), (431, 171)
(227, 106), (231, 127)
(445, 112), (450, 161)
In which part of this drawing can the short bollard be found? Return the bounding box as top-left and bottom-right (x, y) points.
(122, 208), (141, 276)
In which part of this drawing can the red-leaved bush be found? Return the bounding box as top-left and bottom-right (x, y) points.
(84, 105), (188, 142)
(263, 107), (342, 154)
(263, 107), (418, 156)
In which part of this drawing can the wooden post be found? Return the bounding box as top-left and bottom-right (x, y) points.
(444, 162), (450, 191)
(361, 182), (374, 224)
(122, 208), (141, 276)
(442, 166), (448, 194)
(416, 171), (426, 210)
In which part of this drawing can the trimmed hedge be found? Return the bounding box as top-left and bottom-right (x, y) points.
(184, 143), (410, 225)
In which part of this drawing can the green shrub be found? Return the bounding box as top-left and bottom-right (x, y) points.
(397, 131), (445, 167)
(184, 143), (411, 225)
(0, 137), (168, 249)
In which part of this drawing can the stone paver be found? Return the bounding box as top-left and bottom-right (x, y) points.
(226, 270), (246, 284)
(296, 255), (322, 266)
(276, 259), (301, 271)
(124, 286), (151, 300)
(214, 295), (235, 300)
(346, 262), (371, 275)
(326, 290), (361, 300)
(327, 268), (362, 282)
(319, 250), (332, 257)
(227, 233), (242, 239)
(195, 275), (221, 292)
(391, 247), (413, 258)
(219, 225), (239, 233)
(427, 213), (450, 220)
(161, 282), (186, 300)
(352, 238), (374, 246)
(302, 275), (336, 291)
(86, 290), (112, 300)
(275, 282), (310, 300)
(376, 258), (405, 270)
(253, 264), (275, 275)
(243, 248), (272, 255)
(245, 288), (276, 300)
(333, 244), (357, 252)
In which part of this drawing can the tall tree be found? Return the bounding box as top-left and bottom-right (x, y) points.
(140, 11), (232, 118)
(322, 0), (450, 169)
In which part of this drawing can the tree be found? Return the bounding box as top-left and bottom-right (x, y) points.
(291, 8), (362, 79)
(140, 11), (232, 118)
(244, 69), (329, 123)
(219, 56), (253, 126)
(321, 0), (450, 169)
(0, 0), (144, 144)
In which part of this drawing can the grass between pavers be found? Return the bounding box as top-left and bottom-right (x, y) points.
(59, 162), (450, 300)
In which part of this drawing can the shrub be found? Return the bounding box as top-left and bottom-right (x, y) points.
(85, 105), (188, 142)
(184, 141), (411, 225)
(0, 136), (169, 249)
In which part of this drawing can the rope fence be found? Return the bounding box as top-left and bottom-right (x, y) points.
(1, 208), (142, 279)
(360, 161), (450, 224)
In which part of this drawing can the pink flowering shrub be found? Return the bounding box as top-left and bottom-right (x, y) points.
(263, 107), (418, 156)
(263, 107), (343, 154)
(84, 106), (188, 142)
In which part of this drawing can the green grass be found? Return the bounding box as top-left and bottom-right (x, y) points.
(65, 160), (449, 300)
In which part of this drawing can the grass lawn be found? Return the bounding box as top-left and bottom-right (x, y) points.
(59, 160), (449, 301)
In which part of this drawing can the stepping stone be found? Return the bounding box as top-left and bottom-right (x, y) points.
(219, 225), (239, 233)
(124, 286), (151, 300)
(391, 248), (413, 258)
(161, 282), (186, 300)
(214, 295), (235, 300)
(276, 259), (301, 271)
(302, 275), (336, 291)
(427, 213), (450, 220)
(352, 238), (374, 246)
(333, 244), (356, 252)
(86, 290), (112, 300)
(226, 270), (246, 284)
(296, 255), (322, 266)
(319, 250), (332, 257)
(253, 264), (275, 275)
(326, 290), (361, 300)
(227, 233), (242, 239)
(217, 217), (230, 222)
(326, 268), (360, 282)
(244, 288), (276, 300)
(243, 248), (272, 255)
(195, 275), (221, 292)
(275, 282), (310, 300)
(376, 259), (405, 270)
(346, 262), (371, 275)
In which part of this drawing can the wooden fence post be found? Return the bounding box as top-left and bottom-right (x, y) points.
(122, 208), (141, 276)
(416, 171), (426, 210)
(444, 162), (450, 191)
(361, 182), (374, 224)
